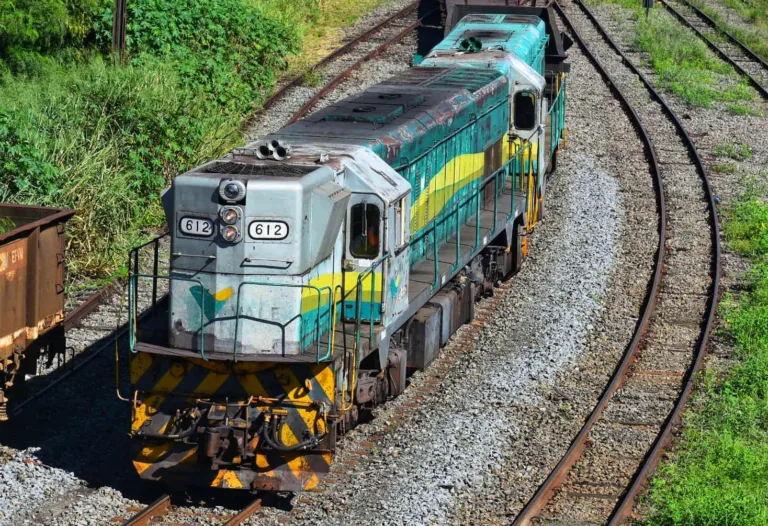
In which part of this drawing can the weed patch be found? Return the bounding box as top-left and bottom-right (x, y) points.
(714, 142), (752, 161)
(0, 216), (15, 234)
(0, 0), (312, 280)
(727, 104), (763, 117)
(712, 163), (737, 174)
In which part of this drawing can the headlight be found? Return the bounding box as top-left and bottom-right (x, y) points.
(220, 207), (239, 225)
(219, 179), (246, 202)
(221, 225), (239, 242)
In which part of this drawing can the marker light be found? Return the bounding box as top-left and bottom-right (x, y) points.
(220, 207), (239, 225)
(221, 225), (239, 242)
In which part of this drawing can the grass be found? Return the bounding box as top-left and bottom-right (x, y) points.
(642, 175), (768, 525)
(0, 58), (239, 274)
(589, 0), (754, 107)
(714, 142), (752, 161)
(727, 104), (763, 117)
(301, 69), (323, 87)
(712, 162), (738, 174)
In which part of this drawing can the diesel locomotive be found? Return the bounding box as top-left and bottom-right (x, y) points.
(124, 4), (570, 491)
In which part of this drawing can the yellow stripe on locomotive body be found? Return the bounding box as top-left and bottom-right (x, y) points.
(125, 6), (568, 493)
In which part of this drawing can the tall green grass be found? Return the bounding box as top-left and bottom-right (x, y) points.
(0, 59), (240, 274)
(643, 178), (768, 525)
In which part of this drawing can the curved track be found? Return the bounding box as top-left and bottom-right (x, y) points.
(513, 1), (721, 524)
(657, 0), (768, 99)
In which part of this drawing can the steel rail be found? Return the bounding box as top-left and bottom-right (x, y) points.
(514, 1), (722, 524)
(512, 2), (667, 523)
(121, 494), (171, 526)
(288, 15), (425, 123)
(657, 0), (768, 100)
(222, 497), (263, 525)
(674, 0), (768, 72)
(256, 1), (418, 116)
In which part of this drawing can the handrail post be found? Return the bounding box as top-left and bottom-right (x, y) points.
(355, 279), (363, 354)
(474, 188), (481, 250)
(455, 207), (461, 270)
(369, 272), (375, 340)
(315, 287), (321, 356)
(151, 240), (159, 306)
(493, 174), (499, 232)
(432, 226), (439, 289)
(128, 272), (135, 351)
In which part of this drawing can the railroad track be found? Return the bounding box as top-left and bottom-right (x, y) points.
(10, 2), (424, 418)
(121, 494), (263, 526)
(657, 0), (768, 99)
(512, 1), (721, 524)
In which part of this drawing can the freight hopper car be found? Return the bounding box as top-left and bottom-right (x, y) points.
(0, 204), (74, 420)
(124, 7), (568, 492)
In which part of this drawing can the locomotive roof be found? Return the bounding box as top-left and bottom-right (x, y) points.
(268, 66), (509, 167)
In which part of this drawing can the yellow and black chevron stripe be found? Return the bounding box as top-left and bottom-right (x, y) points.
(130, 351), (337, 491)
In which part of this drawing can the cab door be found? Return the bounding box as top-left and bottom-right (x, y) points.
(510, 87), (546, 226)
(344, 199), (385, 323)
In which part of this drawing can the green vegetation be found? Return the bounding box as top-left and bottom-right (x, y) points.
(711, 162), (738, 174)
(0, 216), (15, 234)
(727, 104), (763, 117)
(301, 70), (323, 87)
(643, 176), (768, 525)
(714, 142), (752, 161)
(687, 0), (768, 63)
(590, 0), (753, 106)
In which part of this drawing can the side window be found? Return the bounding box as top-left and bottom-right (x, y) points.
(514, 91), (537, 131)
(350, 203), (381, 259)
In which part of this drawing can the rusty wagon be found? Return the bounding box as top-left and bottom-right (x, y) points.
(0, 203), (74, 420)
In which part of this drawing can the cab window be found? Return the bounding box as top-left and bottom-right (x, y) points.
(514, 91), (536, 130)
(350, 203), (381, 259)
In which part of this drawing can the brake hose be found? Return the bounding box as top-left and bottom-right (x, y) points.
(261, 416), (325, 452)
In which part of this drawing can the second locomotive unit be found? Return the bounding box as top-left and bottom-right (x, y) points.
(124, 5), (569, 491)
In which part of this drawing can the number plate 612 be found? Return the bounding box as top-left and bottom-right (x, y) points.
(248, 220), (289, 240)
(179, 217), (214, 237)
